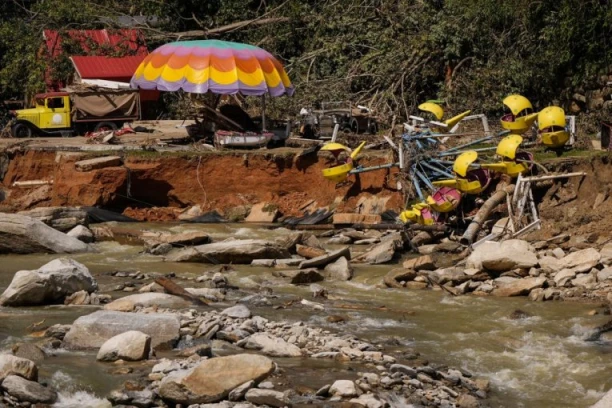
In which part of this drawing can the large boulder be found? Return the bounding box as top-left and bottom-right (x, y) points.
(592, 387), (612, 408)
(560, 248), (601, 272)
(467, 240), (537, 272)
(491, 277), (546, 297)
(96, 331), (151, 361)
(1, 375), (57, 404)
(17, 207), (87, 232)
(0, 258), (97, 306)
(0, 213), (90, 254)
(324, 257), (354, 281)
(104, 293), (191, 312)
(158, 354), (274, 405)
(242, 333), (302, 357)
(63, 311), (180, 349)
(0, 355), (37, 381)
(353, 233), (403, 265)
(165, 239), (291, 264)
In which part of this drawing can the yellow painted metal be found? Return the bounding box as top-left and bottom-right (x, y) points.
(399, 202), (434, 226)
(433, 178), (486, 195)
(541, 130), (570, 148)
(15, 95), (71, 130)
(480, 161), (528, 178)
(538, 106), (566, 130)
(322, 163), (353, 183)
(500, 112), (538, 134)
(444, 110), (471, 128)
(496, 135), (523, 159)
(350, 141), (367, 159)
(538, 106), (569, 148)
(418, 102), (444, 120)
(321, 142), (350, 152)
(503, 94), (533, 116)
(453, 151), (478, 177)
(40, 96), (71, 129)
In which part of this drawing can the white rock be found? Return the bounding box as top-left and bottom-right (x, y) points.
(244, 389), (288, 407)
(552, 248), (565, 259)
(63, 311), (180, 349)
(66, 225), (94, 243)
(96, 331), (151, 361)
(600, 243), (612, 265)
(571, 273), (596, 287)
(0, 355), (38, 381)
(0, 213), (90, 254)
(561, 248), (601, 271)
(104, 293), (191, 312)
(221, 304), (251, 319)
(0, 258), (97, 306)
(329, 380), (358, 397)
(538, 256), (564, 274)
(350, 393), (385, 408)
(1, 375), (57, 404)
(159, 354), (274, 405)
(597, 267), (612, 282)
(467, 240), (537, 272)
(324, 256), (354, 281)
(242, 333), (302, 357)
(554, 268), (577, 286)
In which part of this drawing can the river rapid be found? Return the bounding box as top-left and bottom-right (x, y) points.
(0, 222), (610, 408)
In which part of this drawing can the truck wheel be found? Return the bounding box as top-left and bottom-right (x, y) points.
(350, 118), (359, 134)
(94, 122), (118, 132)
(12, 123), (32, 138)
(367, 121), (378, 135)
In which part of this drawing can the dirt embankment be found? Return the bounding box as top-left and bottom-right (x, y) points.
(529, 154), (612, 240)
(0, 150), (404, 220)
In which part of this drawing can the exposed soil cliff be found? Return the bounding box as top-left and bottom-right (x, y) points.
(1, 149), (404, 220)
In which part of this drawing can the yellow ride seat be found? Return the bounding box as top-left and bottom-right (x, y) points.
(538, 106), (570, 148)
(500, 94), (538, 134)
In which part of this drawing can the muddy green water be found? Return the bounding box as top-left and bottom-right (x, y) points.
(0, 223), (610, 407)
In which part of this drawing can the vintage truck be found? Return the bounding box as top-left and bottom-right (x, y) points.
(297, 102), (378, 139)
(9, 88), (140, 137)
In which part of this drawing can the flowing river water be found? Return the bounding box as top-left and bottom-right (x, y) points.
(0, 222), (611, 408)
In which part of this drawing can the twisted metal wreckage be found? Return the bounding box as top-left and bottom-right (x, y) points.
(320, 95), (585, 246)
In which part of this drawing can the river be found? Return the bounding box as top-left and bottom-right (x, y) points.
(0, 222), (610, 407)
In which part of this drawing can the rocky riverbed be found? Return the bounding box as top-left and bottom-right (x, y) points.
(0, 211), (611, 407)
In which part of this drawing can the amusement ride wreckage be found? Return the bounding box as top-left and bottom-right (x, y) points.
(319, 96), (583, 245)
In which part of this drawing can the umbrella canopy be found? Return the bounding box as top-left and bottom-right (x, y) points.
(130, 40), (294, 97)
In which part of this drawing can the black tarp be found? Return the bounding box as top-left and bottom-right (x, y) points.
(186, 211), (228, 223)
(84, 207), (138, 223)
(282, 209), (333, 226)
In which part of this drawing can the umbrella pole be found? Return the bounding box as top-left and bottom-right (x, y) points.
(261, 95), (267, 131)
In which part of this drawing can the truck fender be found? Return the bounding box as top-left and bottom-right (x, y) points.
(11, 120), (39, 137)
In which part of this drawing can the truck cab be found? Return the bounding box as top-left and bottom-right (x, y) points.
(11, 92), (72, 137)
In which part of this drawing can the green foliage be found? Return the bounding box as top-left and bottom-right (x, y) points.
(0, 0), (610, 120)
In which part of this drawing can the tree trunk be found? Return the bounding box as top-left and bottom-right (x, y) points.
(461, 184), (515, 245)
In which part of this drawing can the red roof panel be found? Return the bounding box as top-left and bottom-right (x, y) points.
(71, 55), (146, 80)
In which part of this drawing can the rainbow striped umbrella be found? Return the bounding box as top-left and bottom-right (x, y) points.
(130, 40), (294, 97)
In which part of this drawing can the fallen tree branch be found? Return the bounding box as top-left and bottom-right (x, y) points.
(149, 17), (290, 40)
(461, 184), (515, 245)
(155, 276), (209, 306)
